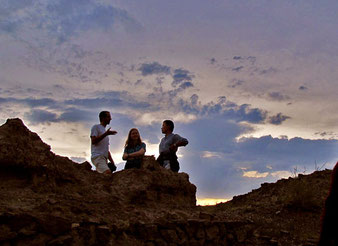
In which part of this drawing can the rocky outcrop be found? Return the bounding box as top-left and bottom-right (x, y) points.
(0, 118), (196, 209)
(0, 118), (333, 245)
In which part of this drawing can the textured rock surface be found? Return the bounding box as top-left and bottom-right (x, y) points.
(0, 118), (333, 245)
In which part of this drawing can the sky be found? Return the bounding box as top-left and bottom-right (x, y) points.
(1, 0), (338, 204)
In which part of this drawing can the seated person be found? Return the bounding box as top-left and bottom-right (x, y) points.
(122, 128), (146, 169)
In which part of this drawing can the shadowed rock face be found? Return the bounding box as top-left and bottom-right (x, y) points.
(0, 119), (333, 245)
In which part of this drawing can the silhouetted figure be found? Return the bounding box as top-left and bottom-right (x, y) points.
(122, 128), (146, 169)
(90, 111), (117, 174)
(318, 161), (338, 246)
(157, 120), (188, 172)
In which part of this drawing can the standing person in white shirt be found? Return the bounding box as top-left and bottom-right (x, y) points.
(90, 111), (117, 174)
(157, 120), (188, 172)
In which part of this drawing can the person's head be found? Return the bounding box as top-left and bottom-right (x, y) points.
(99, 111), (111, 126)
(161, 120), (174, 134)
(125, 128), (142, 147)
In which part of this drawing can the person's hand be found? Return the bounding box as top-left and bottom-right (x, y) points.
(106, 127), (117, 135)
(169, 143), (178, 152)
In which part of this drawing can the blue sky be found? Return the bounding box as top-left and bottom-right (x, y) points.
(1, 0), (338, 201)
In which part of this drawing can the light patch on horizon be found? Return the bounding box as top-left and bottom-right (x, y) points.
(243, 170), (269, 178)
(28, 121), (91, 160)
(196, 198), (230, 206)
(237, 121), (338, 141)
(201, 151), (222, 159)
(141, 142), (159, 158)
(270, 170), (293, 179)
(134, 112), (197, 126)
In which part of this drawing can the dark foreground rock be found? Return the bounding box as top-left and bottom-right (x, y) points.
(0, 118), (333, 245)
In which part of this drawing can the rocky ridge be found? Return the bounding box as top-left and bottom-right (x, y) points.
(0, 118), (332, 245)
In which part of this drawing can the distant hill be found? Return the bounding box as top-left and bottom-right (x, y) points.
(201, 168), (332, 245)
(0, 118), (332, 245)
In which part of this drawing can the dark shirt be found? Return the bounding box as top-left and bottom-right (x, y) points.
(124, 142), (146, 169)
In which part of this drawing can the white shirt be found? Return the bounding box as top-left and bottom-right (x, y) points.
(90, 124), (109, 158)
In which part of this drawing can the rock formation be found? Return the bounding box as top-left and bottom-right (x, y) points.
(0, 118), (333, 245)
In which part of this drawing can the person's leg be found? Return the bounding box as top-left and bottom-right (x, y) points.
(124, 161), (133, 169)
(156, 154), (164, 167)
(169, 154), (180, 172)
(135, 159), (142, 169)
(124, 161), (138, 169)
(91, 155), (110, 173)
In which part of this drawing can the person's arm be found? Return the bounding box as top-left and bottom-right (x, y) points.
(91, 127), (117, 145)
(169, 135), (188, 151)
(128, 147), (145, 158)
(122, 150), (128, 160)
(123, 144), (146, 160)
(108, 151), (114, 164)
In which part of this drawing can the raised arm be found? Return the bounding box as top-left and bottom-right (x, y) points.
(169, 134), (188, 151)
(91, 127), (117, 145)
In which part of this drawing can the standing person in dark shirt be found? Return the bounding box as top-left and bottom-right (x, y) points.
(122, 128), (146, 169)
(157, 120), (188, 172)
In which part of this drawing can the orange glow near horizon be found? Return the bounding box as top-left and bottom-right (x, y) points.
(196, 198), (231, 206)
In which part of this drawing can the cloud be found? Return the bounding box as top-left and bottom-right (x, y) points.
(232, 56), (256, 65)
(267, 92), (290, 101)
(314, 131), (337, 138)
(180, 116), (250, 153)
(137, 62), (195, 91)
(243, 170), (269, 178)
(65, 90), (152, 111)
(210, 58), (216, 64)
(1, 0), (141, 42)
(24, 109), (58, 124)
(138, 62), (171, 76)
(201, 151), (222, 159)
(0, 97), (59, 109)
(233, 104), (267, 123)
(232, 66), (244, 72)
(58, 108), (96, 122)
(259, 67), (277, 75)
(270, 170), (293, 179)
(24, 98), (58, 108)
(247, 56), (256, 65)
(182, 129), (338, 197)
(268, 113), (291, 125)
(236, 136), (338, 170)
(179, 82), (194, 89)
(228, 79), (245, 88)
(172, 68), (194, 87)
(178, 96), (268, 124)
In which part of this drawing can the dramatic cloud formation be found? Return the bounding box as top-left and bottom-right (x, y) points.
(138, 62), (171, 76)
(268, 113), (291, 125)
(0, 0), (140, 42)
